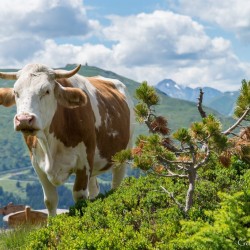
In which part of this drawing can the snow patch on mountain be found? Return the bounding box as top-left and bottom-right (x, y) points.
(155, 79), (239, 116)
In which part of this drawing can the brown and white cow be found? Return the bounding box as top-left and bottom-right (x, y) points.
(0, 64), (134, 216)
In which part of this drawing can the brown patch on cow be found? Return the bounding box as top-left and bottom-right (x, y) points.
(73, 168), (88, 192)
(0, 88), (15, 107)
(54, 82), (88, 108)
(49, 77), (130, 173)
(23, 135), (37, 157)
(86, 77), (130, 171)
(49, 78), (96, 170)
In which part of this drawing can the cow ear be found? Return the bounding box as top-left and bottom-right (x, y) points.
(54, 81), (87, 108)
(0, 88), (15, 107)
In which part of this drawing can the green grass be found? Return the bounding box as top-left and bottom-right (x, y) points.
(0, 168), (77, 201)
(0, 169), (33, 200)
(0, 166), (111, 204)
(0, 180), (29, 200)
(0, 225), (43, 250)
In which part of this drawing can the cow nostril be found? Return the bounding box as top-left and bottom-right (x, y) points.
(15, 115), (20, 122)
(28, 116), (34, 125)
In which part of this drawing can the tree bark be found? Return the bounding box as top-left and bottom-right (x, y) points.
(185, 168), (196, 213)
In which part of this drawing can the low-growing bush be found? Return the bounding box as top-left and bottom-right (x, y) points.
(26, 176), (184, 250)
(18, 166), (249, 249)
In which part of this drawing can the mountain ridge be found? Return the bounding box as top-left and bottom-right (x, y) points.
(155, 79), (239, 116)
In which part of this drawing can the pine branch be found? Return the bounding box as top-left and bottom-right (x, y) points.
(144, 112), (179, 152)
(162, 141), (179, 152)
(230, 132), (240, 137)
(158, 155), (192, 166)
(151, 171), (188, 178)
(167, 170), (188, 178)
(176, 165), (189, 171)
(197, 88), (207, 118)
(144, 113), (157, 133)
(194, 144), (210, 170)
(150, 163), (189, 177)
(222, 107), (250, 135)
(145, 120), (156, 133)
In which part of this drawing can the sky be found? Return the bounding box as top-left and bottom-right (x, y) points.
(1, 0), (250, 91)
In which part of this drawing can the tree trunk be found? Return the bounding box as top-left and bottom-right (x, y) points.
(185, 169), (196, 213)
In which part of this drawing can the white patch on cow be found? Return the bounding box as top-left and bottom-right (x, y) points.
(96, 76), (126, 95)
(108, 130), (119, 137)
(34, 130), (89, 186)
(31, 141), (58, 216)
(95, 76), (135, 143)
(89, 176), (100, 200)
(14, 65), (58, 131)
(34, 131), (53, 173)
(70, 75), (102, 128)
(91, 147), (109, 176)
(73, 189), (89, 201)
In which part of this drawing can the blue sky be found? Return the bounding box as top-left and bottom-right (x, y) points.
(0, 0), (250, 91)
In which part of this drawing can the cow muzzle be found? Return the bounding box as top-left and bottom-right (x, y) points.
(14, 113), (38, 134)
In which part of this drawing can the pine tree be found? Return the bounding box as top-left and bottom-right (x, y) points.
(114, 80), (250, 213)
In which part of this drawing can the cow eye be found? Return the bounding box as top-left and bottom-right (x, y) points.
(46, 90), (50, 95)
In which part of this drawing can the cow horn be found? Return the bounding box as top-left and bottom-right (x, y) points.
(0, 71), (17, 80)
(54, 64), (81, 79)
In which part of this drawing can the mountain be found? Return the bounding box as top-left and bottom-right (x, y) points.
(155, 79), (239, 116)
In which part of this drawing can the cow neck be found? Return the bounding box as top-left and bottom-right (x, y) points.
(36, 130), (53, 174)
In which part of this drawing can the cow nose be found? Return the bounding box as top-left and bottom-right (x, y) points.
(15, 114), (35, 129)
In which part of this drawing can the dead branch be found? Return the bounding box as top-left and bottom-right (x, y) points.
(152, 172), (188, 178)
(166, 168), (188, 178)
(194, 144), (210, 170)
(160, 186), (184, 210)
(158, 155), (193, 166)
(197, 88), (207, 118)
(145, 120), (157, 134)
(150, 166), (188, 178)
(222, 107), (250, 135)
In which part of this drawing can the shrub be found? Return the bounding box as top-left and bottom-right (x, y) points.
(22, 167), (249, 249)
(25, 176), (184, 249)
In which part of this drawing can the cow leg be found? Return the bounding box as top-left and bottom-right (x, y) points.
(33, 164), (58, 216)
(73, 168), (89, 201)
(111, 164), (127, 189)
(89, 176), (100, 199)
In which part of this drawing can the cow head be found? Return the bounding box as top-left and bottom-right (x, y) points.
(0, 64), (87, 135)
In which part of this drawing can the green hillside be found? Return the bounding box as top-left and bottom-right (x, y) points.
(0, 64), (235, 172)
(2, 161), (249, 249)
(68, 64), (235, 131)
(206, 93), (238, 116)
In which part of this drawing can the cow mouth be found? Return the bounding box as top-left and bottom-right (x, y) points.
(19, 128), (39, 135)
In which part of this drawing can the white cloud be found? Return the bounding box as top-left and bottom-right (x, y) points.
(103, 11), (213, 65)
(0, 3), (248, 91)
(170, 0), (250, 41)
(0, 0), (93, 38)
(0, 0), (99, 65)
(27, 40), (112, 68)
(99, 10), (248, 90)
(103, 11), (235, 64)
